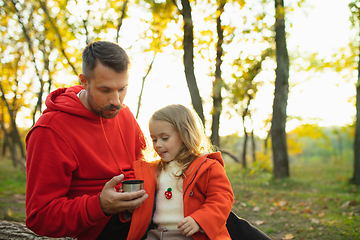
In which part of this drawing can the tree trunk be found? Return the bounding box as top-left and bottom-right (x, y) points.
(0, 221), (73, 239)
(242, 131), (248, 169)
(181, 0), (205, 126)
(271, 0), (290, 178)
(0, 121), (25, 171)
(241, 96), (251, 168)
(0, 82), (25, 169)
(251, 130), (256, 163)
(353, 43), (360, 185)
(210, 1), (225, 148)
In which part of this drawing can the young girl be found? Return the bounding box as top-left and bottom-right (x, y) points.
(126, 104), (234, 240)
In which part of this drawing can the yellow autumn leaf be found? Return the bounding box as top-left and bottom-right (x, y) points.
(255, 220), (265, 226)
(283, 233), (294, 240)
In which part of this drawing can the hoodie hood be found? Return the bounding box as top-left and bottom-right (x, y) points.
(43, 85), (101, 120)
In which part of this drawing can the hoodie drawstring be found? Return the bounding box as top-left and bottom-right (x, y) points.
(100, 117), (126, 176)
(116, 116), (133, 165)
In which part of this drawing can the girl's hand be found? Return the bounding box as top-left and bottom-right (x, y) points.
(177, 216), (200, 237)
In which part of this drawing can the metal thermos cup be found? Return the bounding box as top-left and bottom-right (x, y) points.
(122, 180), (144, 192)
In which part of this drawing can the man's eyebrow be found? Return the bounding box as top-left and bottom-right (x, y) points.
(97, 85), (110, 89)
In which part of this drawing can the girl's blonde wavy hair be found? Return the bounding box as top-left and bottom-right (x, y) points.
(149, 104), (213, 177)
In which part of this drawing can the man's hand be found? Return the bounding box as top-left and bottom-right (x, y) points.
(99, 174), (148, 215)
(177, 216), (200, 237)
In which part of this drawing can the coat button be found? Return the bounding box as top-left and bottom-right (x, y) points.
(189, 191), (193, 196)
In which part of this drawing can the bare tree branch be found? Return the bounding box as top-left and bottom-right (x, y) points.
(116, 0), (129, 42)
(11, 0), (45, 126)
(219, 149), (240, 163)
(136, 53), (156, 119)
(38, 0), (78, 76)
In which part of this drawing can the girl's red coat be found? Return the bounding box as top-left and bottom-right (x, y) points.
(128, 152), (234, 240)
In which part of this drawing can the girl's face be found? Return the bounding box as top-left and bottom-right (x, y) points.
(149, 119), (183, 163)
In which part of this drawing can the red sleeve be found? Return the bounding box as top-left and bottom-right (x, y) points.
(190, 161), (234, 239)
(25, 127), (108, 237)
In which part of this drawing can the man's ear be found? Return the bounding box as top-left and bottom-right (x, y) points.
(79, 73), (88, 89)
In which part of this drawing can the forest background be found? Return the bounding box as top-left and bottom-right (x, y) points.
(0, 0), (360, 239)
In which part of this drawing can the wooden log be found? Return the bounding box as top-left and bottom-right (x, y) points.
(0, 221), (74, 239)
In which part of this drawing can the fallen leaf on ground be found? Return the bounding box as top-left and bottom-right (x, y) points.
(283, 233), (294, 240)
(303, 207), (311, 213)
(275, 200), (287, 207)
(311, 218), (320, 224)
(340, 200), (357, 209)
(254, 220), (265, 225)
(340, 201), (351, 208)
(318, 212), (325, 217)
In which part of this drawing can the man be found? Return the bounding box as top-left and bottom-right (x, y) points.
(25, 41), (148, 240)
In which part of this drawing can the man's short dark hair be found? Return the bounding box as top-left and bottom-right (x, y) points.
(82, 41), (130, 80)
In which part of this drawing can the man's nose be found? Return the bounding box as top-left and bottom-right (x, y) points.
(109, 92), (120, 106)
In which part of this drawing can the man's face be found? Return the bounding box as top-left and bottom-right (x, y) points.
(80, 62), (129, 119)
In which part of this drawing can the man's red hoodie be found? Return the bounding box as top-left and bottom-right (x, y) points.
(25, 86), (145, 239)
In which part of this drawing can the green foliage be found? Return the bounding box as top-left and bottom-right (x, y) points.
(288, 124), (354, 163)
(230, 48), (274, 104)
(349, 0), (360, 26)
(220, 123), (354, 172)
(0, 159), (26, 197)
(220, 133), (272, 172)
(226, 159), (360, 239)
(251, 150), (272, 173)
(0, 158), (26, 222)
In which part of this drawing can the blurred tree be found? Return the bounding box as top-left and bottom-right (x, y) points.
(0, 0), (135, 167)
(210, 0), (226, 148)
(142, 0), (205, 124)
(136, 53), (156, 119)
(133, 0), (177, 118)
(350, 0), (360, 185)
(180, 0), (206, 125)
(209, 0), (272, 151)
(229, 48), (273, 167)
(0, 80), (26, 170)
(271, 0), (290, 178)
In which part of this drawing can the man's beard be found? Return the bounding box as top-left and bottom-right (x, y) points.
(86, 88), (121, 119)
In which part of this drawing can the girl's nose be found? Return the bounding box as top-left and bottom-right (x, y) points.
(155, 141), (162, 149)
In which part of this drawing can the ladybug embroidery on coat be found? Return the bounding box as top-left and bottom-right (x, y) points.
(165, 188), (172, 199)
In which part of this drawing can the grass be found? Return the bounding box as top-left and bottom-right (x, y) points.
(226, 159), (360, 240)
(0, 157), (359, 239)
(0, 158), (26, 222)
